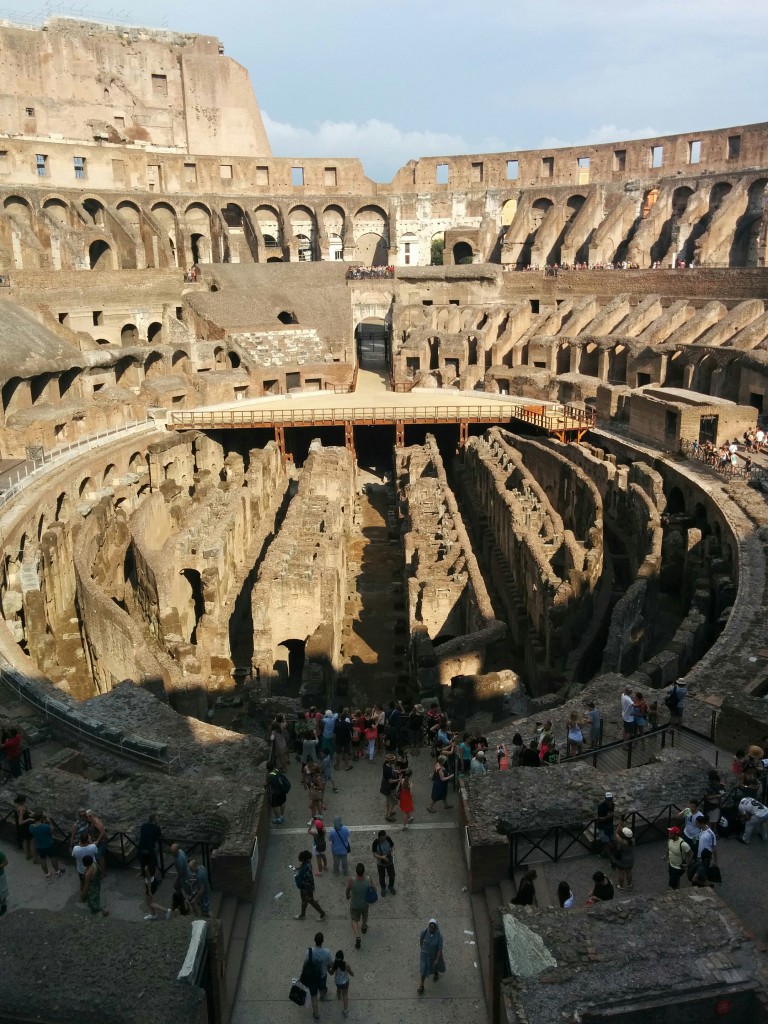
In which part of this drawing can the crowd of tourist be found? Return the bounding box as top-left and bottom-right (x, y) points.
(506, 260), (698, 274)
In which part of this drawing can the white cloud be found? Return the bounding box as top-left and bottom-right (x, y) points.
(261, 112), (469, 183)
(540, 124), (661, 150)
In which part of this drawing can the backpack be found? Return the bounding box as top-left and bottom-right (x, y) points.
(300, 948), (321, 988)
(664, 686), (679, 709)
(276, 771), (292, 795)
(294, 865), (307, 890)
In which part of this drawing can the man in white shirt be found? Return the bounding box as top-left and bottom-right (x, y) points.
(738, 797), (768, 844)
(695, 814), (717, 864)
(470, 751), (488, 776)
(621, 687), (635, 741)
(72, 833), (99, 896)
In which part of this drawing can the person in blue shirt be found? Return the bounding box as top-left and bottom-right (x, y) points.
(29, 811), (64, 880)
(321, 710), (338, 758)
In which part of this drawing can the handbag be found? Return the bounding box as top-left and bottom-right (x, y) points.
(288, 983), (307, 1006)
(365, 882), (378, 904)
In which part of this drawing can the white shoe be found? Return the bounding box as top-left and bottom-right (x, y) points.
(144, 914), (159, 921)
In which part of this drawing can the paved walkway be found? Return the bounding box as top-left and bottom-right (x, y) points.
(231, 755), (487, 1024)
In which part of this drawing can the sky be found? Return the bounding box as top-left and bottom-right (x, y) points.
(35, 0), (768, 182)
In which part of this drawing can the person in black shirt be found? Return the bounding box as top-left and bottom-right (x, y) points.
(511, 869), (537, 905)
(520, 741), (541, 767)
(595, 792), (615, 854)
(334, 710), (353, 771)
(586, 871), (614, 903)
(137, 813), (162, 874)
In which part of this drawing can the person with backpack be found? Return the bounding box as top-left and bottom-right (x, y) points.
(345, 862), (376, 949)
(266, 760), (290, 824)
(329, 949), (355, 1017)
(665, 679), (687, 728)
(296, 940), (323, 1022)
(329, 816), (351, 876)
(303, 933), (332, 1003)
(294, 849), (326, 922)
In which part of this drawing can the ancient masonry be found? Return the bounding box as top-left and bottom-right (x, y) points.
(0, 14), (767, 1024)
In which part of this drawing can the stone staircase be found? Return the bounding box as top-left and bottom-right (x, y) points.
(209, 889), (254, 1015)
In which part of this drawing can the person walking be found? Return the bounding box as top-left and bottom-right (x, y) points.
(81, 855), (109, 918)
(334, 709), (353, 771)
(143, 859), (172, 921)
(269, 715), (290, 771)
(665, 678), (687, 728)
(381, 753), (400, 821)
(345, 862), (375, 950)
(170, 843), (191, 896)
(364, 719), (377, 762)
(308, 817), (327, 875)
(294, 849), (326, 922)
(188, 858), (211, 918)
(29, 811), (64, 880)
(399, 768), (414, 828)
(85, 809), (107, 873)
(304, 933), (332, 1003)
(417, 918), (445, 994)
(371, 829), (396, 896)
(329, 816), (351, 876)
(14, 794), (34, 861)
(136, 814), (162, 875)
(426, 754), (454, 813)
(329, 950), (355, 1017)
(613, 826), (634, 891)
(266, 761), (289, 824)
(666, 826), (692, 889)
(297, 944), (323, 1023)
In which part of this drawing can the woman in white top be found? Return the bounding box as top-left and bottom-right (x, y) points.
(557, 881), (574, 908)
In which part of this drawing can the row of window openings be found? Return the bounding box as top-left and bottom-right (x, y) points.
(35, 154), (86, 178)
(432, 135), (743, 183)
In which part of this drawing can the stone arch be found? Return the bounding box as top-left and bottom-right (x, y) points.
(731, 178), (767, 267)
(78, 476), (93, 498)
(121, 323), (138, 346)
(709, 181), (733, 212)
(42, 197), (71, 226)
(288, 205), (318, 261)
(3, 195), (32, 224)
(171, 350), (190, 373)
(501, 198), (518, 226)
(353, 205), (389, 264)
(2, 377), (25, 417)
(185, 202), (212, 264)
(82, 196), (106, 226)
(221, 202), (244, 228)
(147, 321), (163, 345)
(151, 201), (179, 266)
(30, 373), (54, 404)
(58, 366), (81, 398)
(695, 353), (719, 395)
(566, 194), (586, 216)
(103, 463), (117, 485)
(55, 491), (70, 521)
(116, 199), (141, 222)
(453, 241), (474, 265)
(129, 451), (146, 475)
(672, 186), (694, 217)
(323, 204), (345, 259)
(579, 342), (599, 376)
(89, 239), (113, 270)
(254, 204), (283, 252)
(227, 351), (241, 369)
(37, 513), (47, 541)
(144, 352), (164, 378)
(213, 346), (226, 367)
(608, 343), (627, 384)
(556, 343), (571, 375)
(666, 486), (686, 515)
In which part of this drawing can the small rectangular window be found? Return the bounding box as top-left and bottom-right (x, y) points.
(578, 157), (590, 169)
(506, 159), (519, 180)
(220, 164), (233, 180)
(688, 140), (701, 164)
(0, 151), (8, 174)
(25, 106), (35, 117)
(727, 135), (741, 160)
(147, 164), (161, 191)
(324, 166), (337, 186)
(114, 115), (125, 129)
(613, 149), (626, 171)
(151, 73), (168, 96)
(184, 163), (197, 184)
(436, 163), (449, 184)
(73, 156), (86, 179)
(93, 311), (103, 326)
(651, 145), (663, 168)
(448, 298), (460, 306)
(665, 410), (677, 436)
(542, 156), (554, 177)
(35, 153), (47, 176)
(257, 165), (269, 186)
(471, 161), (483, 183)
(291, 166), (304, 186)
(530, 299), (540, 314)
(58, 312), (69, 325)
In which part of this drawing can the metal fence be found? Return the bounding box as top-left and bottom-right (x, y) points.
(679, 438), (768, 483)
(0, 416), (155, 511)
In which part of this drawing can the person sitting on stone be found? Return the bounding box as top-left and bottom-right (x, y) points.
(585, 871), (614, 904)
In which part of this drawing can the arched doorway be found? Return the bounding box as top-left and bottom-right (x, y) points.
(452, 241), (474, 265)
(355, 317), (389, 369)
(89, 240), (112, 270)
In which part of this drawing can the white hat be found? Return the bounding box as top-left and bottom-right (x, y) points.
(604, 792), (613, 800)
(621, 827), (633, 839)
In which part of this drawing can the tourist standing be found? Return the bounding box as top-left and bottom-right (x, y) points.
(566, 712), (585, 756)
(380, 753), (399, 821)
(666, 826), (692, 889)
(329, 816), (351, 876)
(399, 768), (414, 827)
(136, 813), (161, 875)
(188, 858), (211, 918)
(143, 859), (172, 921)
(584, 702), (601, 747)
(371, 829), (396, 896)
(595, 792), (615, 854)
(270, 715), (290, 771)
(470, 749), (488, 776)
(345, 862), (375, 949)
(170, 842), (191, 895)
(665, 678), (687, 728)
(321, 709), (338, 760)
(621, 686), (635, 742)
(85, 809), (107, 872)
(14, 794), (34, 861)
(29, 811), (64, 880)
(407, 704), (424, 755)
(72, 833), (100, 895)
(417, 918), (445, 994)
(329, 950), (355, 1017)
(696, 815), (718, 864)
(512, 869), (537, 905)
(613, 826), (634, 891)
(426, 754), (454, 813)
(1, 727), (22, 777)
(294, 849), (326, 922)
(81, 855), (109, 918)
(334, 709), (353, 771)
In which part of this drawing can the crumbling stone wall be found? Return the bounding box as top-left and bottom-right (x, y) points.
(251, 443), (354, 697)
(396, 435), (505, 691)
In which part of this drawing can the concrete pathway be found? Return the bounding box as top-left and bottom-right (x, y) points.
(231, 755), (487, 1024)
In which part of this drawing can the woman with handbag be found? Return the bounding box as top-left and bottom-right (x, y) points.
(417, 918), (446, 994)
(426, 755), (454, 813)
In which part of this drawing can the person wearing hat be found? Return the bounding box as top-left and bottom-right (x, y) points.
(595, 792), (615, 855)
(612, 824), (635, 891)
(665, 678), (687, 729)
(666, 827), (692, 889)
(417, 918), (445, 994)
(470, 749), (488, 776)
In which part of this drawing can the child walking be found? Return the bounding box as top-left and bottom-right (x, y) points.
(330, 949), (355, 1018)
(308, 817), (327, 875)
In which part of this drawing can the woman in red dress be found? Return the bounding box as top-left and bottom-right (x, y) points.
(399, 767), (414, 828)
